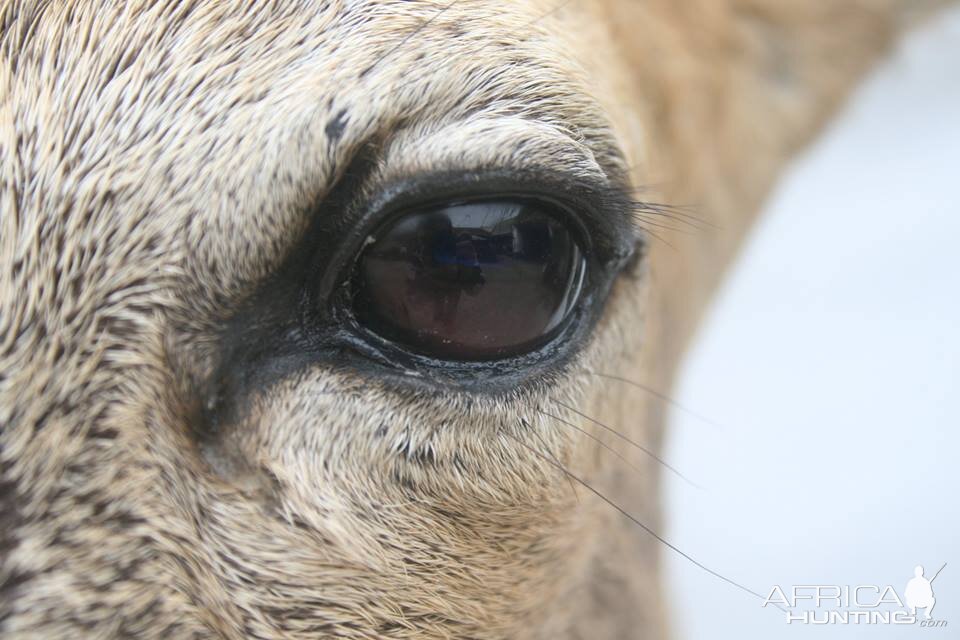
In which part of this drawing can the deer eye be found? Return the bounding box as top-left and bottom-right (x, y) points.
(351, 199), (586, 360)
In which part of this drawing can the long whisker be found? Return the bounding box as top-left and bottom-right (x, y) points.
(585, 371), (726, 429)
(503, 429), (775, 607)
(360, 0), (463, 79)
(633, 225), (676, 250)
(521, 0), (580, 28)
(551, 402), (702, 489)
(539, 409), (653, 479)
(522, 417), (579, 502)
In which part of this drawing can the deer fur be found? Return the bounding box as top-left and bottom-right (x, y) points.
(0, 1), (950, 637)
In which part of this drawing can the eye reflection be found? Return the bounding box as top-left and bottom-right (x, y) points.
(352, 199), (586, 360)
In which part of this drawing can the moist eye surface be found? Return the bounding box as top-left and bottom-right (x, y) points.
(352, 199), (586, 361)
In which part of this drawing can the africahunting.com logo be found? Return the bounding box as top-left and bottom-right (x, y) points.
(762, 563), (947, 627)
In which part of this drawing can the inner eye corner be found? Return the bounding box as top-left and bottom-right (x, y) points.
(347, 196), (589, 363)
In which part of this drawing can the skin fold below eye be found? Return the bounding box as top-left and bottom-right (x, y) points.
(351, 199), (586, 361)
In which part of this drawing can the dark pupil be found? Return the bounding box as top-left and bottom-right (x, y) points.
(353, 200), (586, 360)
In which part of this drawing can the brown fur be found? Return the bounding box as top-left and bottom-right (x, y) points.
(0, 1), (950, 637)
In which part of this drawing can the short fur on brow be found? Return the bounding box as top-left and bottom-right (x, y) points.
(0, 0), (951, 638)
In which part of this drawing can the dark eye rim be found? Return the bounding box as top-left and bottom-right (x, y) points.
(297, 168), (641, 390)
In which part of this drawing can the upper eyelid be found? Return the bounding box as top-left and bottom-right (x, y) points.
(373, 115), (618, 190)
(354, 115), (638, 245)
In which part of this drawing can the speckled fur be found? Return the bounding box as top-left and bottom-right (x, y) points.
(0, 1), (949, 638)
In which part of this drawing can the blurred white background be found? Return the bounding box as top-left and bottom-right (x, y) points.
(665, 7), (960, 639)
